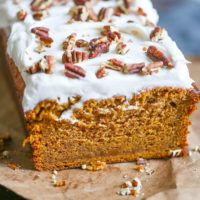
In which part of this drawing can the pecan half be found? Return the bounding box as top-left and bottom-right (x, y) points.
(124, 62), (145, 74)
(101, 25), (121, 42)
(150, 26), (165, 42)
(103, 59), (124, 72)
(118, 0), (131, 14)
(33, 10), (49, 21)
(17, 10), (27, 21)
(65, 63), (86, 79)
(30, 0), (53, 11)
(96, 67), (107, 79)
(116, 42), (129, 55)
(69, 5), (89, 21)
(88, 37), (110, 59)
(98, 7), (114, 22)
(63, 33), (77, 51)
(141, 61), (164, 75)
(62, 50), (88, 64)
(76, 39), (89, 48)
(27, 55), (55, 74)
(136, 7), (147, 16)
(74, 0), (89, 5)
(147, 46), (174, 68)
(31, 27), (53, 47)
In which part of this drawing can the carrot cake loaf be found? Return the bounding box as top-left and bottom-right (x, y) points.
(0, 0), (199, 170)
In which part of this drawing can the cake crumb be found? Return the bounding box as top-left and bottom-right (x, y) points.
(53, 180), (66, 187)
(81, 161), (106, 171)
(7, 163), (18, 170)
(117, 178), (142, 197)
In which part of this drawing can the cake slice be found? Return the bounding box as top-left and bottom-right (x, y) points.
(0, 0), (199, 170)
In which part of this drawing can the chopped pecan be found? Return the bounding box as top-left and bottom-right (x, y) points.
(31, 27), (53, 47)
(116, 42), (129, 55)
(65, 63), (86, 79)
(103, 59), (124, 72)
(98, 7), (114, 22)
(30, 0), (53, 11)
(124, 62), (145, 74)
(118, 0), (131, 14)
(88, 37), (110, 59)
(62, 33), (77, 51)
(136, 7), (147, 16)
(192, 82), (200, 91)
(33, 10), (49, 21)
(150, 26), (165, 42)
(62, 50), (88, 64)
(96, 67), (107, 79)
(69, 5), (89, 21)
(17, 10), (27, 21)
(101, 25), (121, 42)
(76, 39), (89, 48)
(27, 55), (55, 74)
(141, 61), (164, 75)
(74, 0), (89, 5)
(53, 0), (68, 5)
(147, 46), (174, 68)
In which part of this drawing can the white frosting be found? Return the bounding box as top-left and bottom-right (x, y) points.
(0, 0), (194, 121)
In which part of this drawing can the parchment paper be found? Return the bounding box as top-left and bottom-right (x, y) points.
(0, 52), (200, 200)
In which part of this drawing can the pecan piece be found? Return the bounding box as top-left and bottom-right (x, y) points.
(30, 0), (53, 11)
(69, 5), (89, 21)
(141, 61), (164, 75)
(124, 62), (145, 74)
(74, 0), (89, 5)
(33, 10), (49, 21)
(150, 26), (165, 42)
(136, 7), (147, 16)
(76, 39), (89, 48)
(65, 63), (86, 79)
(118, 0), (131, 14)
(27, 55), (55, 74)
(62, 33), (77, 51)
(147, 46), (174, 68)
(98, 7), (114, 22)
(103, 59), (124, 72)
(96, 67), (107, 79)
(31, 27), (53, 47)
(101, 25), (121, 42)
(17, 10), (27, 21)
(62, 50), (88, 64)
(116, 42), (129, 55)
(88, 37), (110, 59)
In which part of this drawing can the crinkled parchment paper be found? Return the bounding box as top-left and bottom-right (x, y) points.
(0, 53), (200, 200)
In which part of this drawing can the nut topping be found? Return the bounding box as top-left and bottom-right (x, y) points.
(103, 59), (124, 72)
(88, 37), (110, 59)
(96, 67), (107, 79)
(62, 50), (88, 64)
(150, 26), (165, 42)
(31, 27), (54, 47)
(124, 62), (145, 74)
(147, 46), (174, 68)
(74, 0), (89, 5)
(62, 33), (77, 51)
(30, 0), (53, 11)
(98, 7), (114, 22)
(65, 63), (86, 79)
(76, 39), (89, 48)
(17, 10), (27, 21)
(116, 42), (129, 55)
(33, 10), (49, 21)
(136, 7), (147, 16)
(101, 25), (121, 43)
(141, 61), (164, 75)
(27, 55), (55, 74)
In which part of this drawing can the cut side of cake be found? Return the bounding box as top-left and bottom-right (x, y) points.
(0, 0), (199, 170)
